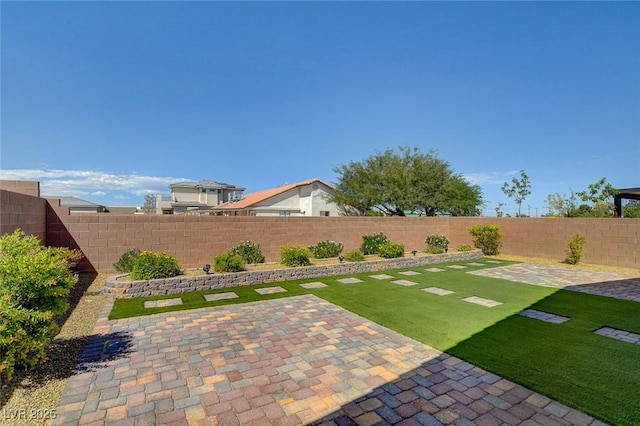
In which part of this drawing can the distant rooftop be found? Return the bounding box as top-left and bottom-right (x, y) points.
(169, 180), (245, 190)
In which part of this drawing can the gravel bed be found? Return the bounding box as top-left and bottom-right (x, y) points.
(0, 273), (108, 426)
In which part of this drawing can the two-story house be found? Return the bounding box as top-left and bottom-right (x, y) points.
(156, 180), (245, 215)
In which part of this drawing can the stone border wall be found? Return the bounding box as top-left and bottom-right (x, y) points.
(104, 250), (483, 298)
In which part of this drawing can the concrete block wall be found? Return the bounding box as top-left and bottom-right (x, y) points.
(0, 180), (41, 197)
(0, 189), (47, 243)
(48, 213), (639, 273)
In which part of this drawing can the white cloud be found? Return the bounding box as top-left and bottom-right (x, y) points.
(0, 168), (187, 203)
(463, 170), (519, 185)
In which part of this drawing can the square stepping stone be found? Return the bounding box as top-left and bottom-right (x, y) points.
(422, 287), (454, 296)
(425, 268), (446, 272)
(370, 274), (395, 280)
(466, 262), (485, 266)
(254, 286), (287, 295)
(462, 296), (503, 307)
(519, 309), (569, 324)
(300, 282), (328, 289)
(594, 327), (640, 344)
(204, 292), (239, 302)
(144, 298), (183, 308)
(338, 277), (363, 284)
(392, 279), (418, 287)
(399, 271), (421, 276)
(447, 265), (467, 269)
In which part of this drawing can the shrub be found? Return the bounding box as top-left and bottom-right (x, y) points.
(113, 248), (141, 273)
(565, 234), (586, 265)
(425, 234), (449, 254)
(377, 242), (405, 258)
(455, 244), (475, 252)
(129, 251), (181, 280)
(213, 252), (245, 272)
(0, 229), (81, 380)
(230, 241), (265, 264)
(361, 232), (389, 255)
(468, 224), (503, 255)
(308, 240), (344, 258)
(279, 245), (313, 267)
(343, 249), (365, 262)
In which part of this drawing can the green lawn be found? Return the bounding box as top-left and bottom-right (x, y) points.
(109, 259), (640, 425)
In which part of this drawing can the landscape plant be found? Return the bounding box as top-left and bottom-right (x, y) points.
(279, 244), (313, 267)
(308, 240), (343, 258)
(0, 229), (82, 380)
(213, 252), (245, 272)
(360, 232), (389, 255)
(113, 248), (141, 273)
(425, 234), (449, 254)
(343, 249), (365, 262)
(468, 224), (502, 255)
(230, 241), (265, 264)
(455, 244), (474, 252)
(129, 250), (181, 280)
(377, 242), (405, 258)
(565, 234), (586, 265)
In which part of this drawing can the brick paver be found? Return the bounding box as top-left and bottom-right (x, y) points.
(55, 294), (606, 425)
(519, 309), (570, 324)
(469, 263), (640, 302)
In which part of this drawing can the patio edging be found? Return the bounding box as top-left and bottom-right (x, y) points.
(104, 250), (483, 298)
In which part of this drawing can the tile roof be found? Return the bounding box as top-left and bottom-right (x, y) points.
(169, 180), (244, 190)
(214, 178), (332, 210)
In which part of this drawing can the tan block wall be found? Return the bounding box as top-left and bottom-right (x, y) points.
(0, 189), (47, 243)
(46, 213), (639, 273)
(0, 180), (40, 197)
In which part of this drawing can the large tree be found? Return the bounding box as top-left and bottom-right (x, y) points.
(330, 147), (483, 216)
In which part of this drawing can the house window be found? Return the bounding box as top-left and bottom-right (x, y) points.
(201, 189), (206, 193)
(320, 211), (330, 216)
(279, 211), (291, 216)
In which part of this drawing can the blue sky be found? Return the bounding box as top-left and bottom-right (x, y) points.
(2, 2), (638, 216)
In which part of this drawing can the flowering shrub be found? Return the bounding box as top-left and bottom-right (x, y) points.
(425, 234), (449, 254)
(213, 252), (245, 272)
(279, 244), (313, 267)
(377, 242), (405, 258)
(308, 240), (343, 258)
(0, 229), (81, 380)
(129, 251), (181, 280)
(230, 241), (265, 264)
(344, 249), (365, 262)
(361, 232), (389, 255)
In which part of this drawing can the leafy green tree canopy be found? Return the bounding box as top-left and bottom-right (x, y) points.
(330, 146), (483, 216)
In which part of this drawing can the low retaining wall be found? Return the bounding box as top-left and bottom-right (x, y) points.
(104, 250), (483, 298)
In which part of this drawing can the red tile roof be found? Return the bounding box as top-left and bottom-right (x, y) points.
(214, 178), (332, 210)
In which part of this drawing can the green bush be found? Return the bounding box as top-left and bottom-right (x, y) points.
(308, 240), (344, 258)
(425, 234), (449, 254)
(113, 248), (141, 273)
(377, 242), (405, 258)
(361, 232), (389, 255)
(279, 245), (313, 267)
(230, 241), (265, 264)
(565, 234), (586, 265)
(343, 249), (365, 262)
(455, 244), (475, 252)
(129, 251), (181, 280)
(213, 252), (245, 272)
(0, 229), (81, 380)
(468, 224), (503, 255)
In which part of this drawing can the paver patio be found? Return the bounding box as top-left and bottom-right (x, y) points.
(55, 294), (606, 425)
